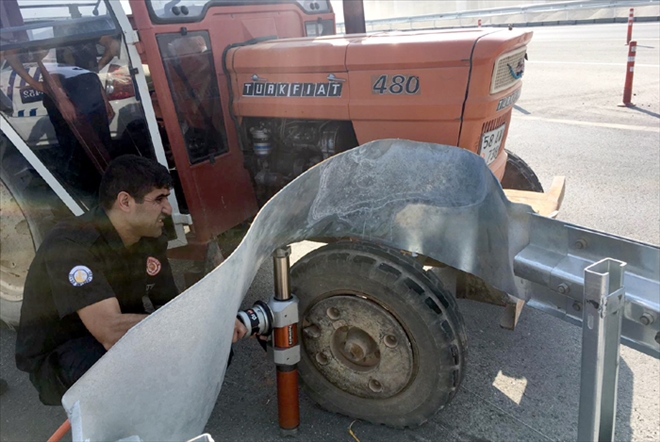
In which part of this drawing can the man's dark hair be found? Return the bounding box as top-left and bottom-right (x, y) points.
(99, 155), (173, 210)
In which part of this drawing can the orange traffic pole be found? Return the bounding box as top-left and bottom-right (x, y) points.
(478, 18), (482, 28)
(626, 8), (634, 45)
(619, 41), (637, 107)
(47, 419), (71, 442)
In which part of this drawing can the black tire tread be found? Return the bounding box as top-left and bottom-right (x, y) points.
(291, 241), (468, 428)
(501, 149), (543, 192)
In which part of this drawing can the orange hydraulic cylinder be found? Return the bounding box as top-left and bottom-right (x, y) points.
(272, 247), (300, 435)
(276, 368), (300, 431)
(274, 324), (298, 348)
(273, 322), (299, 432)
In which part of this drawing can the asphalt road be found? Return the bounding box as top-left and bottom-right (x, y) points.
(1, 22), (659, 442)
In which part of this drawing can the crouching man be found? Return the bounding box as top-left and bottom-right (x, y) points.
(15, 155), (246, 405)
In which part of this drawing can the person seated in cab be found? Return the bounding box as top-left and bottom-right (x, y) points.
(2, 33), (119, 198)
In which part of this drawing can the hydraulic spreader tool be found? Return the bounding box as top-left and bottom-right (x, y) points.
(237, 247), (300, 436)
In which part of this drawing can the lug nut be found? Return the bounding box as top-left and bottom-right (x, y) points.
(327, 307), (341, 320)
(315, 351), (330, 366)
(574, 239), (588, 250)
(572, 302), (582, 312)
(557, 283), (570, 295)
(369, 379), (383, 393)
(384, 335), (398, 348)
(639, 313), (654, 326)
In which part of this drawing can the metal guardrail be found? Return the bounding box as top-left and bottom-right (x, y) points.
(61, 139), (660, 441)
(336, 0), (660, 33)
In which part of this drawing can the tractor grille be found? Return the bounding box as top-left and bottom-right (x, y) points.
(474, 115), (508, 151)
(490, 46), (527, 94)
(481, 115), (507, 134)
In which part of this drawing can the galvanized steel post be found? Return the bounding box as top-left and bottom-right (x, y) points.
(577, 259), (626, 442)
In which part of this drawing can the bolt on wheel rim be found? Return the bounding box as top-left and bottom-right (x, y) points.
(302, 295), (414, 399)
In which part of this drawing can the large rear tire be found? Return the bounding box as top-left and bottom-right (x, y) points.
(0, 175), (32, 328)
(291, 241), (468, 428)
(501, 149), (543, 192)
(0, 139), (67, 328)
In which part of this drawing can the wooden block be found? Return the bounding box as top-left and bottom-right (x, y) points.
(504, 176), (566, 217)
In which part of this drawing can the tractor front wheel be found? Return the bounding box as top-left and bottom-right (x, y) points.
(501, 149), (543, 192)
(291, 241), (468, 428)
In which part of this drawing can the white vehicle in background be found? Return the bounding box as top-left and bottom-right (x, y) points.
(0, 47), (148, 151)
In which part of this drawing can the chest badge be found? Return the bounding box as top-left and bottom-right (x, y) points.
(69, 265), (93, 287)
(146, 257), (162, 276)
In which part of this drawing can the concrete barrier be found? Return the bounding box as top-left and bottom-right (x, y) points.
(343, 4), (660, 33)
(478, 5), (658, 28)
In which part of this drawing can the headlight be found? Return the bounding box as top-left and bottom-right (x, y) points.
(296, 0), (332, 13)
(305, 19), (335, 37)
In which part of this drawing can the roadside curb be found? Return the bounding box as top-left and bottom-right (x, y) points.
(488, 16), (660, 27)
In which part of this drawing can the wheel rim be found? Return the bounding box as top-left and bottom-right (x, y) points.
(302, 294), (415, 399)
(0, 180), (34, 302)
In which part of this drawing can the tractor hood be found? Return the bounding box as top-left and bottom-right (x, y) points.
(228, 28), (492, 73)
(226, 28), (525, 147)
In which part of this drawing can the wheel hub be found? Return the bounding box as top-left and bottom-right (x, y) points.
(334, 326), (380, 369)
(302, 295), (414, 399)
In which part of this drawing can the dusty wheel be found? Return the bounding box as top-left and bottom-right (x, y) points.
(291, 241), (468, 428)
(0, 139), (66, 327)
(0, 175), (34, 327)
(500, 149), (543, 192)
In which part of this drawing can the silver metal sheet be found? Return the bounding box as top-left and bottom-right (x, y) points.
(62, 140), (528, 440)
(61, 139), (660, 440)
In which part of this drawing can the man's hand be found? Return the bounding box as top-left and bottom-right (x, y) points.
(100, 84), (116, 121)
(105, 99), (115, 121)
(233, 318), (248, 343)
(31, 81), (45, 94)
(58, 97), (78, 123)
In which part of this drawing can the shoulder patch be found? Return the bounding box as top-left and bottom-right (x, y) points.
(69, 265), (93, 287)
(146, 257), (161, 276)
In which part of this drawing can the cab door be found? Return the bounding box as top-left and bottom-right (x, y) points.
(125, 1), (264, 244)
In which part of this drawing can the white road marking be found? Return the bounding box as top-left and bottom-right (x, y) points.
(528, 60), (659, 67)
(515, 115), (660, 132)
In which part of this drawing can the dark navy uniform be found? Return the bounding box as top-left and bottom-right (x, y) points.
(15, 206), (178, 405)
(44, 41), (113, 197)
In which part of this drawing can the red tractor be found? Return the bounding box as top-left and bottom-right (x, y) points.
(1, 0), (547, 427)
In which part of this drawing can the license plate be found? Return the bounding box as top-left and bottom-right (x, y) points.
(20, 86), (43, 104)
(480, 124), (505, 165)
